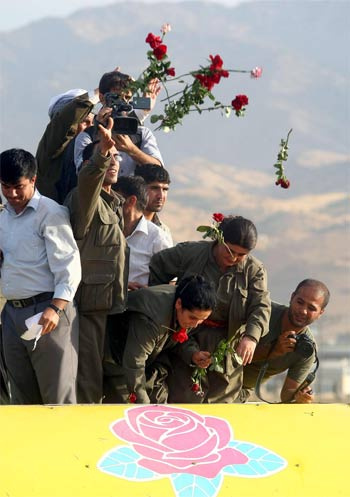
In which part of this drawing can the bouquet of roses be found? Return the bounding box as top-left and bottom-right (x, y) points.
(130, 23), (261, 131)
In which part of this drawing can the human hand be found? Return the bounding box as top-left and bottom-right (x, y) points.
(113, 133), (135, 153)
(143, 78), (161, 111)
(128, 281), (147, 291)
(77, 113), (94, 134)
(275, 330), (297, 356)
(192, 351), (212, 368)
(98, 117), (116, 156)
(96, 106), (112, 127)
(236, 336), (257, 366)
(294, 386), (314, 404)
(39, 307), (60, 335)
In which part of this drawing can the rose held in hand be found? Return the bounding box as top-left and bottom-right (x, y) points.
(111, 405), (248, 478)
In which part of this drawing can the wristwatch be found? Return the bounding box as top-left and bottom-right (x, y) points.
(48, 303), (63, 316)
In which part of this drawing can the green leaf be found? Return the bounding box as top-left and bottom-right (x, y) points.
(196, 225), (210, 232)
(150, 115), (160, 123)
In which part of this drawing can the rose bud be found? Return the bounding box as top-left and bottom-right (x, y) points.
(128, 392), (137, 403)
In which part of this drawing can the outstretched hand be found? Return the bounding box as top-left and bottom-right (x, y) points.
(144, 78), (161, 111)
(236, 336), (257, 366)
(98, 117), (116, 156)
(192, 351), (212, 369)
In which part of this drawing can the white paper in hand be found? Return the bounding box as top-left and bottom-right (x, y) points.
(23, 312), (43, 350)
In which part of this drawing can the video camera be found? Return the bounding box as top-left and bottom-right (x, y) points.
(104, 92), (151, 135)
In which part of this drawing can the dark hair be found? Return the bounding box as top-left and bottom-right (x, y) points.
(98, 71), (133, 95)
(114, 176), (148, 211)
(175, 275), (217, 311)
(0, 148), (37, 183)
(134, 164), (171, 184)
(294, 279), (330, 309)
(219, 215), (257, 250)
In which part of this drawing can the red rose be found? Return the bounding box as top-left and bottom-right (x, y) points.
(231, 94), (249, 111)
(153, 44), (167, 60)
(195, 74), (215, 91)
(276, 178), (290, 189)
(209, 54), (224, 71)
(210, 72), (221, 84)
(166, 67), (176, 77)
(208, 55), (229, 85)
(213, 212), (225, 223)
(191, 383), (200, 392)
(280, 179), (290, 189)
(172, 328), (188, 343)
(145, 33), (162, 49)
(128, 392), (137, 403)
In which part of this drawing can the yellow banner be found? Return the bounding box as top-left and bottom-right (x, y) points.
(0, 403), (348, 497)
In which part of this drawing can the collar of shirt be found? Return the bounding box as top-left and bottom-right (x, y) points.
(152, 213), (161, 226)
(127, 215), (148, 239)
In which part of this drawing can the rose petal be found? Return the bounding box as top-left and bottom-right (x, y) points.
(138, 447), (248, 478)
(204, 416), (233, 449)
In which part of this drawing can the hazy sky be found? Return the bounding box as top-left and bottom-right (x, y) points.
(0, 0), (246, 32)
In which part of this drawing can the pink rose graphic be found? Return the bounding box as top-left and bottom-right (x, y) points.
(111, 405), (248, 478)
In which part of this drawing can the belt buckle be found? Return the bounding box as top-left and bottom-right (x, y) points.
(12, 300), (23, 308)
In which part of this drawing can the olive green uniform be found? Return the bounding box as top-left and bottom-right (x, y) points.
(149, 241), (271, 403)
(36, 92), (94, 203)
(65, 150), (129, 403)
(241, 302), (316, 401)
(104, 285), (180, 404)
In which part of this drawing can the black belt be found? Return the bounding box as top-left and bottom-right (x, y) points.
(7, 292), (54, 309)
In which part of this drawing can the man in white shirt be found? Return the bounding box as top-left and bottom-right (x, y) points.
(0, 148), (81, 404)
(74, 71), (163, 176)
(114, 176), (172, 290)
(134, 163), (173, 245)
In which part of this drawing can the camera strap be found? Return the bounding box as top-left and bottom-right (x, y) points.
(293, 353), (319, 396)
(254, 360), (276, 404)
(253, 341), (280, 404)
(253, 341), (319, 404)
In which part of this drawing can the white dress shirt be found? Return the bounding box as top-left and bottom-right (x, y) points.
(0, 189), (81, 300)
(126, 215), (172, 286)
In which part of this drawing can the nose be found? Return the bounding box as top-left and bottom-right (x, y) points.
(7, 188), (18, 198)
(192, 319), (204, 329)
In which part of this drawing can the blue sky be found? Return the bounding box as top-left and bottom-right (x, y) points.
(0, 0), (245, 32)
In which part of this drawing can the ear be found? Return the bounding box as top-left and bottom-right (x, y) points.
(31, 175), (37, 186)
(317, 308), (325, 319)
(99, 92), (105, 105)
(128, 195), (138, 208)
(175, 298), (182, 312)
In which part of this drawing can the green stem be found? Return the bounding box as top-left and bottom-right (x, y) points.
(285, 128), (293, 146)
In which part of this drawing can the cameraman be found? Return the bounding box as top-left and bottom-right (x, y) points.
(74, 71), (163, 176)
(241, 279), (330, 403)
